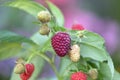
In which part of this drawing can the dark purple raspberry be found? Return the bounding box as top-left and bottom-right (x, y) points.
(51, 32), (71, 57)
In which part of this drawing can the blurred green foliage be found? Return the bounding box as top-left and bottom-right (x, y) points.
(0, 0), (38, 36)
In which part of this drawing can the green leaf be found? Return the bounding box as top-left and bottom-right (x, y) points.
(80, 31), (114, 79)
(59, 57), (72, 75)
(69, 30), (115, 79)
(31, 32), (49, 46)
(0, 31), (35, 60)
(0, 43), (21, 60)
(107, 55), (114, 79)
(0, 31), (35, 43)
(53, 26), (66, 32)
(46, 1), (64, 26)
(3, 0), (47, 17)
(80, 43), (107, 61)
(113, 70), (120, 80)
(59, 56), (77, 80)
(99, 63), (112, 80)
(10, 56), (45, 80)
(70, 30), (108, 61)
(81, 30), (105, 49)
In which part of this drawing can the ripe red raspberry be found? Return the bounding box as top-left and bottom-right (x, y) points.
(20, 64), (34, 80)
(72, 24), (85, 30)
(51, 32), (71, 57)
(71, 71), (87, 80)
(20, 73), (29, 80)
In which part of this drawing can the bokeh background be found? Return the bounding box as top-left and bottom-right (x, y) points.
(0, 0), (120, 80)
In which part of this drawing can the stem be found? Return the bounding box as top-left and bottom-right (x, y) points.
(37, 53), (51, 63)
(75, 63), (79, 72)
(49, 61), (60, 80)
(52, 54), (55, 63)
(42, 55), (60, 79)
(36, 52), (61, 80)
(26, 53), (35, 63)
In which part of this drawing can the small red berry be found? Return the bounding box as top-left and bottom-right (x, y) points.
(25, 64), (34, 76)
(71, 71), (87, 80)
(72, 24), (85, 30)
(20, 72), (29, 80)
(20, 63), (34, 80)
(51, 32), (71, 57)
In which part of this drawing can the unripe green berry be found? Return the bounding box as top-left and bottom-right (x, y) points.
(37, 11), (51, 23)
(88, 69), (98, 80)
(69, 44), (80, 62)
(14, 63), (25, 74)
(39, 24), (50, 35)
(16, 58), (25, 64)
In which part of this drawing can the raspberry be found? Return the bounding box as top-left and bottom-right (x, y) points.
(20, 63), (34, 80)
(69, 44), (80, 62)
(51, 32), (71, 57)
(14, 63), (25, 74)
(20, 73), (29, 80)
(72, 24), (85, 30)
(71, 71), (87, 80)
(88, 69), (98, 80)
(39, 24), (50, 35)
(37, 11), (51, 23)
(16, 58), (25, 64)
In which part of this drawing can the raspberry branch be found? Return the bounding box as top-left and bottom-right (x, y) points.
(31, 50), (62, 80)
